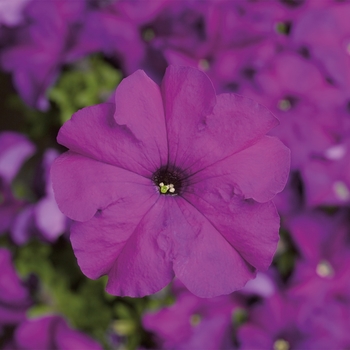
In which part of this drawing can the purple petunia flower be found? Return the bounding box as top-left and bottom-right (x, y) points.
(160, 1), (287, 94)
(237, 290), (344, 350)
(143, 279), (239, 350)
(290, 3), (350, 92)
(0, 0), (88, 111)
(287, 209), (350, 305)
(281, 210), (350, 347)
(51, 65), (290, 298)
(11, 315), (102, 350)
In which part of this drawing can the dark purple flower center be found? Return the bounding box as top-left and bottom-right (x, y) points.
(280, 0), (305, 8)
(152, 166), (186, 195)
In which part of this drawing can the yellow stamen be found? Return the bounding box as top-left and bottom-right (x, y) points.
(274, 339), (290, 350)
(190, 314), (201, 327)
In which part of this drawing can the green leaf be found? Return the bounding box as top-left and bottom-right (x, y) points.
(49, 55), (122, 124)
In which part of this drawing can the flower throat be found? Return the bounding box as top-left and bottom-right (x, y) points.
(152, 166), (185, 195)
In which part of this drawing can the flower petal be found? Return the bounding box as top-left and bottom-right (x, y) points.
(15, 316), (54, 350)
(1, 47), (57, 110)
(106, 197), (178, 297)
(70, 192), (156, 281)
(171, 198), (257, 297)
(183, 182), (280, 271)
(161, 68), (280, 174)
(71, 196), (178, 298)
(57, 103), (158, 176)
(51, 151), (153, 222)
(34, 197), (66, 241)
(0, 249), (31, 325)
(0, 131), (35, 184)
(237, 324), (272, 350)
(161, 65), (216, 169)
(201, 93), (280, 165)
(0, 249), (29, 303)
(114, 69), (168, 169)
(55, 317), (102, 350)
(15, 316), (102, 350)
(192, 135), (290, 203)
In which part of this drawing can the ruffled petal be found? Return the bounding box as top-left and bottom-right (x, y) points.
(161, 65), (216, 169)
(51, 151), (153, 222)
(191, 136), (290, 203)
(171, 198), (257, 297)
(114, 69), (168, 169)
(183, 182), (280, 271)
(70, 192), (156, 280)
(200, 93), (280, 164)
(106, 197), (175, 297)
(161, 68), (279, 174)
(57, 103), (159, 177)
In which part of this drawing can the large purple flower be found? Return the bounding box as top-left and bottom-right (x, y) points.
(52, 66), (290, 298)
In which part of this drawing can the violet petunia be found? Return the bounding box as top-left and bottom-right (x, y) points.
(290, 4), (350, 92)
(51, 65), (290, 298)
(300, 136), (350, 206)
(237, 291), (344, 350)
(287, 209), (350, 305)
(161, 1), (286, 94)
(143, 279), (239, 350)
(0, 0), (87, 111)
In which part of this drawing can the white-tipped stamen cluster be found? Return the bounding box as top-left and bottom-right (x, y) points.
(159, 182), (175, 194)
(274, 339), (290, 350)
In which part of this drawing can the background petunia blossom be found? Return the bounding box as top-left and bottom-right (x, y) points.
(51, 65), (290, 298)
